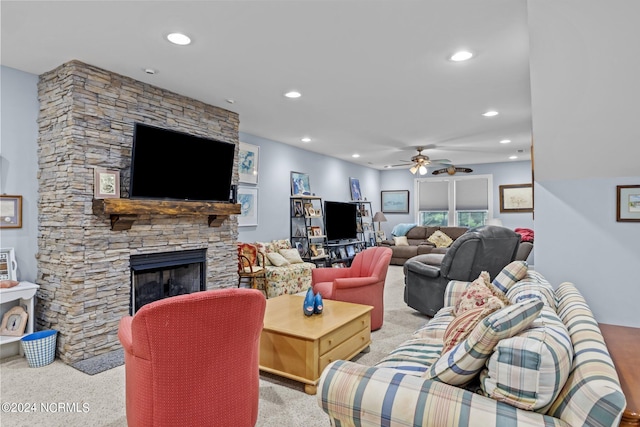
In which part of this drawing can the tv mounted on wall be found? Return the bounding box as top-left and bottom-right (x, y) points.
(324, 201), (358, 242)
(129, 123), (235, 202)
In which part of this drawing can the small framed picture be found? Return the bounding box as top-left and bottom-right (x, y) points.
(499, 184), (533, 213)
(349, 177), (362, 201)
(312, 226), (322, 236)
(316, 247), (325, 257)
(0, 195), (23, 228)
(239, 141), (259, 184)
(293, 200), (304, 217)
(291, 171), (311, 196)
(94, 168), (120, 199)
(346, 245), (356, 257)
(0, 306), (28, 337)
(339, 247), (348, 259)
(616, 185), (640, 222)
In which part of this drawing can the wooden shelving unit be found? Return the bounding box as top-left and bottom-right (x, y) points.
(92, 198), (241, 230)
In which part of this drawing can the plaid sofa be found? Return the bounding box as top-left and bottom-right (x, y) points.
(317, 269), (626, 427)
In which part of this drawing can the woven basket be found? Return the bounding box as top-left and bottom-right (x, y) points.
(21, 330), (58, 368)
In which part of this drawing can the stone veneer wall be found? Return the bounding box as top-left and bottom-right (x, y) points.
(36, 60), (240, 363)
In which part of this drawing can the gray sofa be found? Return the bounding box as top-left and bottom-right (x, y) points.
(380, 226), (468, 265)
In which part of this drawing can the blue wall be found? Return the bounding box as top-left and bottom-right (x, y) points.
(0, 66), (39, 282)
(237, 133), (381, 243)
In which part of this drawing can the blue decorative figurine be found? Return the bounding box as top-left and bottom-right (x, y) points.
(303, 288), (315, 316)
(314, 292), (323, 315)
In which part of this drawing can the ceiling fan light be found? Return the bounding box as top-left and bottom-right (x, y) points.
(418, 165), (428, 175)
(409, 165), (419, 174)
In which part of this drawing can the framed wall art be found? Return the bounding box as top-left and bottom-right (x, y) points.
(237, 187), (258, 227)
(0, 195), (22, 228)
(94, 168), (120, 199)
(616, 185), (640, 222)
(349, 177), (362, 201)
(499, 184), (533, 213)
(381, 190), (409, 213)
(238, 142), (259, 184)
(291, 171), (311, 196)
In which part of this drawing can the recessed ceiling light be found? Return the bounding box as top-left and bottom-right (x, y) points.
(499, 139), (511, 144)
(284, 91), (301, 99)
(301, 137), (311, 143)
(450, 51), (473, 61)
(384, 165), (392, 169)
(225, 98), (235, 104)
(167, 33), (191, 46)
(483, 110), (499, 117)
(509, 155), (518, 160)
(143, 68), (157, 75)
(352, 154), (360, 158)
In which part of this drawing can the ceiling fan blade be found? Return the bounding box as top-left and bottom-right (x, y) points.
(429, 159), (452, 165)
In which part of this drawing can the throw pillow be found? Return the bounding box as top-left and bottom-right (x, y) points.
(279, 248), (304, 264)
(423, 298), (544, 386)
(507, 270), (556, 309)
(272, 239), (292, 250)
(427, 230), (454, 248)
(479, 305), (573, 412)
(442, 297), (504, 354)
(266, 252), (290, 267)
(393, 236), (409, 246)
(254, 241), (275, 266)
(491, 261), (528, 294)
(238, 243), (258, 268)
(454, 272), (493, 315)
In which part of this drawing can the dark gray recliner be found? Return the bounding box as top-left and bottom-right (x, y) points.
(403, 225), (521, 316)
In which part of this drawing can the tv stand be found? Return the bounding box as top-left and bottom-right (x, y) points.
(92, 198), (241, 230)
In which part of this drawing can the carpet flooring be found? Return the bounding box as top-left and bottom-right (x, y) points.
(0, 265), (428, 427)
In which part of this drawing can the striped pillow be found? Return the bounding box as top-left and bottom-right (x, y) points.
(423, 299), (544, 386)
(479, 306), (573, 412)
(507, 271), (556, 309)
(492, 260), (528, 294)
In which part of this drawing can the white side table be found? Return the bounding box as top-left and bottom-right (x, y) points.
(0, 281), (39, 357)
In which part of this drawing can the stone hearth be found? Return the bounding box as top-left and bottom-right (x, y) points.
(36, 60), (240, 364)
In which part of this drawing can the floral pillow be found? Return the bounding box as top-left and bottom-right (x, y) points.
(254, 241), (275, 266)
(238, 243), (258, 268)
(454, 272), (508, 315)
(427, 230), (454, 248)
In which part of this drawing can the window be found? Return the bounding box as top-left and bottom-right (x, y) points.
(416, 175), (492, 227)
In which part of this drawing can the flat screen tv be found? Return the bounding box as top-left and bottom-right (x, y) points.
(324, 201), (358, 242)
(130, 123), (235, 202)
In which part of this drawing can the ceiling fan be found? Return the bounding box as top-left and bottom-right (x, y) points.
(389, 146), (452, 175)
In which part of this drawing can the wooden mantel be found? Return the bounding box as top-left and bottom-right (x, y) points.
(92, 198), (241, 230)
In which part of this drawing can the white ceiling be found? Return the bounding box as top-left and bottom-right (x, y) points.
(1, 0), (532, 171)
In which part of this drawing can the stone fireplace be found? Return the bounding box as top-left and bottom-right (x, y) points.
(36, 60), (240, 364)
(130, 249), (207, 314)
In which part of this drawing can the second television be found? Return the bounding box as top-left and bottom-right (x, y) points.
(324, 201), (358, 242)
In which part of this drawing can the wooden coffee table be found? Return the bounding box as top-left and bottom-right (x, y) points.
(259, 294), (372, 394)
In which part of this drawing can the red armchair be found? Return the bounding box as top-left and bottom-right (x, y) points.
(312, 247), (392, 331)
(118, 288), (266, 427)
